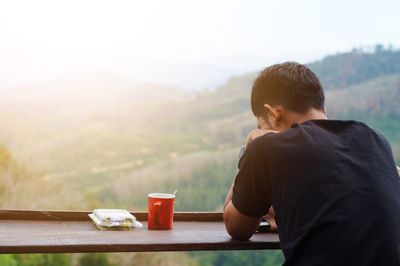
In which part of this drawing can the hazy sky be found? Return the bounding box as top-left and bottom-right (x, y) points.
(1, 0), (399, 89)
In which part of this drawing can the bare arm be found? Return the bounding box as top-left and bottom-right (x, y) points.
(223, 201), (261, 240)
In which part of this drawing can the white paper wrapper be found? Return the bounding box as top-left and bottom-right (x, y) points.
(89, 209), (143, 230)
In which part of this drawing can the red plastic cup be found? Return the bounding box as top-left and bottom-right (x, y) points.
(148, 193), (175, 230)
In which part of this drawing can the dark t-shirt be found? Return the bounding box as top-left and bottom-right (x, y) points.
(232, 120), (400, 266)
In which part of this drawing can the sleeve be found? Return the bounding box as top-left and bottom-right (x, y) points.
(231, 140), (271, 218)
(372, 128), (399, 178)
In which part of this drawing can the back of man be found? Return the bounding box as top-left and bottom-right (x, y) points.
(223, 62), (400, 266)
(233, 119), (400, 265)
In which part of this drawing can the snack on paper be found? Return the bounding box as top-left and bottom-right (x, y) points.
(89, 209), (143, 230)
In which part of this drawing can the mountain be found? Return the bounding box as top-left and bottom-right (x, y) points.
(308, 45), (400, 90)
(107, 71), (400, 212)
(1, 47), (399, 210)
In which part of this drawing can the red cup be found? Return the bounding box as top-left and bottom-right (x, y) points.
(148, 193), (175, 230)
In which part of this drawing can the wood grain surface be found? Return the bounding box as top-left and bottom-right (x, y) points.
(0, 210), (280, 254)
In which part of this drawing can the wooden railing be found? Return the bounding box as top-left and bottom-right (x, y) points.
(0, 210), (280, 253)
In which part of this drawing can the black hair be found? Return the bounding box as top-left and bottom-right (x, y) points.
(251, 62), (325, 116)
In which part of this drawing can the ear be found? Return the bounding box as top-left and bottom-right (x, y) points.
(263, 104), (282, 124)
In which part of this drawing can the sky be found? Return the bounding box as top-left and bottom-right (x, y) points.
(0, 0), (399, 90)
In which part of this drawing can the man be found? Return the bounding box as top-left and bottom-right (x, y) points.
(223, 62), (400, 265)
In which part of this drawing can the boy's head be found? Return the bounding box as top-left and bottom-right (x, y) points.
(251, 62), (326, 131)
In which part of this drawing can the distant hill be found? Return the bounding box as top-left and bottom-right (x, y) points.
(0, 46), (399, 212)
(308, 45), (400, 90)
(107, 49), (400, 215)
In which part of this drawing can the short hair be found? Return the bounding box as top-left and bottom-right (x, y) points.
(251, 62), (325, 116)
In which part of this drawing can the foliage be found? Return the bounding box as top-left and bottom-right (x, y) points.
(192, 250), (284, 266)
(79, 253), (112, 266)
(0, 254), (71, 266)
(164, 160), (237, 211)
(309, 45), (400, 90)
(0, 255), (17, 266)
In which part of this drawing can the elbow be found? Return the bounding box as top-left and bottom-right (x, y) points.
(223, 212), (253, 241)
(228, 229), (253, 241)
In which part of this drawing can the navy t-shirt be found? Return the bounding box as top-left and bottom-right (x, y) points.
(232, 120), (400, 266)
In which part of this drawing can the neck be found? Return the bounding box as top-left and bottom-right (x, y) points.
(287, 109), (328, 127)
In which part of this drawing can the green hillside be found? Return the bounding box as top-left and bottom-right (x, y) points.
(326, 74), (400, 144)
(308, 45), (400, 89)
(107, 73), (400, 212)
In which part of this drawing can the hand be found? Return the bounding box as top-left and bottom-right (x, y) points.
(245, 129), (277, 148)
(263, 207), (278, 232)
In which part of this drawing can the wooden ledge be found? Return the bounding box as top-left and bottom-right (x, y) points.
(0, 209), (223, 222)
(0, 210), (280, 254)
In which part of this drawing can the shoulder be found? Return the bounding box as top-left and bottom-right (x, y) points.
(311, 119), (392, 149)
(339, 120), (390, 142)
(294, 119), (382, 137)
